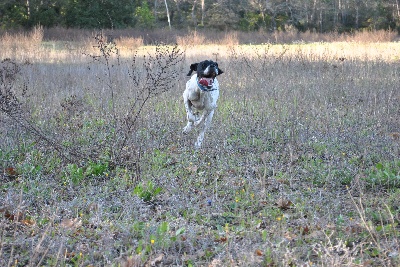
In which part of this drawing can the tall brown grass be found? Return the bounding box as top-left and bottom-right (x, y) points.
(271, 28), (398, 43)
(1, 27), (397, 47)
(0, 25), (43, 52)
(1, 27), (399, 64)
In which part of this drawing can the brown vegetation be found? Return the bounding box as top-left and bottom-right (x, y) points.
(0, 29), (399, 266)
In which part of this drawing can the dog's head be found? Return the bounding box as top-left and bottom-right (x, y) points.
(186, 60), (224, 78)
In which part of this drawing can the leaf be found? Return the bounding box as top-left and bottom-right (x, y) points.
(150, 254), (164, 266)
(61, 218), (82, 229)
(299, 225), (310, 235)
(22, 219), (36, 227)
(175, 227), (185, 236)
(118, 255), (140, 267)
(153, 187), (162, 195)
(306, 230), (325, 240)
(284, 232), (297, 241)
(376, 163), (383, 170)
(218, 236), (227, 242)
(187, 165), (198, 173)
(4, 210), (24, 221)
(255, 249), (263, 256)
(368, 248), (380, 257)
(389, 132), (400, 140)
(276, 178), (289, 184)
(4, 210), (14, 220)
(216, 224), (224, 235)
(158, 221), (169, 234)
(260, 152), (270, 163)
(64, 251), (75, 258)
(275, 198), (293, 210)
(345, 223), (363, 234)
(5, 167), (18, 177)
(208, 259), (222, 267)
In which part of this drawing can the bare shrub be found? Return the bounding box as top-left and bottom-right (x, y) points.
(29, 25), (44, 45)
(0, 33), (184, 169)
(0, 59), (22, 117)
(0, 58), (82, 162)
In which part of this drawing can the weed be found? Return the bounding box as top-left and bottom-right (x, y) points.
(133, 181), (162, 202)
(364, 161), (400, 189)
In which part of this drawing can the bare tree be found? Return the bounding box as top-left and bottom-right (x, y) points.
(173, 0), (183, 25)
(201, 0), (205, 25)
(191, 0), (197, 27)
(26, 0), (30, 18)
(164, 0), (172, 29)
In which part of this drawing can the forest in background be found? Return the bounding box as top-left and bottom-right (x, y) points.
(1, 0), (400, 33)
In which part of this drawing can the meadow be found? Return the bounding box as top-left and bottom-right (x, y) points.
(0, 28), (399, 266)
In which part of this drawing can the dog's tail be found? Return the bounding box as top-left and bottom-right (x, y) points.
(186, 63), (198, 76)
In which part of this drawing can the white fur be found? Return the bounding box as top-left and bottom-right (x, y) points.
(182, 74), (219, 149)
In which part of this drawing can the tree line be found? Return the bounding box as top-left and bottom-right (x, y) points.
(1, 0), (400, 33)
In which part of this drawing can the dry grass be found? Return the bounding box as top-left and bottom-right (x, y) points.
(0, 30), (399, 266)
(114, 36), (144, 50)
(1, 28), (400, 63)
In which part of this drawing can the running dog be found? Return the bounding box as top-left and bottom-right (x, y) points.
(182, 60), (224, 149)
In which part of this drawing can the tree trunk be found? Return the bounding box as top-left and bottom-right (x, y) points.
(201, 0), (204, 25)
(319, 8), (323, 32)
(191, 0), (197, 27)
(173, 0), (182, 24)
(259, 3), (266, 28)
(311, 0), (317, 26)
(154, 0), (158, 24)
(164, 0), (172, 29)
(355, 6), (359, 29)
(26, 0), (30, 18)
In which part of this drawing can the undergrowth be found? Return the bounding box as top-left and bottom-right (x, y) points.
(0, 36), (399, 266)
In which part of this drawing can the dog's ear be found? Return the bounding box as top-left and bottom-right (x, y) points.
(190, 63), (199, 71)
(187, 63), (198, 76)
(214, 62), (224, 75)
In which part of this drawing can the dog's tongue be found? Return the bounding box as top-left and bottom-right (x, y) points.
(200, 77), (213, 87)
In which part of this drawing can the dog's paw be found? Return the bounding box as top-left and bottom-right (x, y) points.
(194, 120), (203, 127)
(187, 113), (197, 123)
(182, 125), (192, 134)
(194, 141), (202, 150)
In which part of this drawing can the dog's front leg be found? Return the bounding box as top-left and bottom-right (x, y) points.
(194, 109), (208, 127)
(182, 97), (196, 134)
(195, 110), (214, 149)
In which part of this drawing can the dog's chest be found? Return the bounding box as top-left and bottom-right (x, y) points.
(185, 75), (219, 110)
(190, 90), (218, 110)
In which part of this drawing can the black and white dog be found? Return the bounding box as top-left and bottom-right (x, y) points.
(182, 60), (224, 149)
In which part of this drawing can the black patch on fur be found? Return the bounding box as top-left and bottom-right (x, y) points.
(186, 63), (199, 76)
(186, 60), (224, 77)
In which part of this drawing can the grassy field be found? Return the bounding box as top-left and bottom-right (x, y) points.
(0, 30), (400, 267)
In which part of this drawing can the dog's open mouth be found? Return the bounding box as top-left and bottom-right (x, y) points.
(199, 77), (214, 88)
